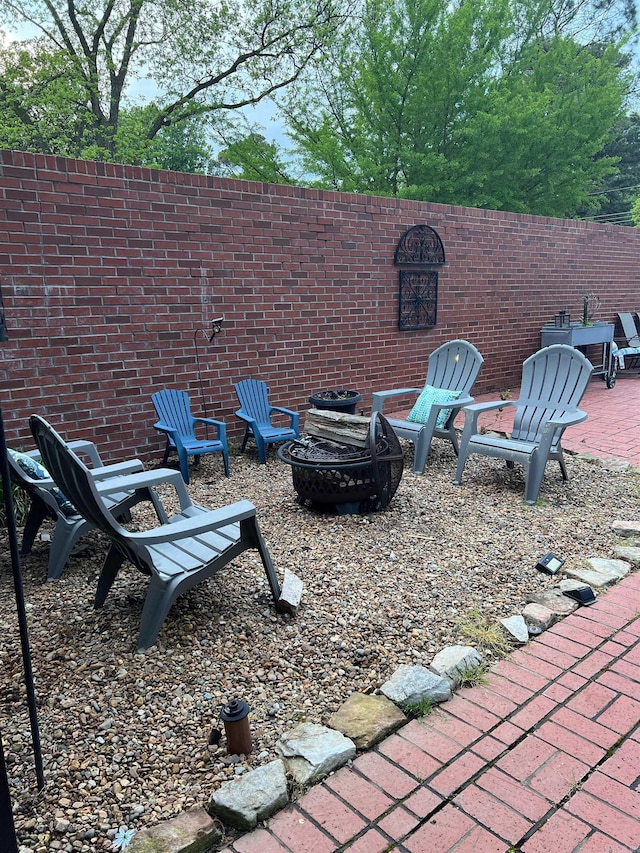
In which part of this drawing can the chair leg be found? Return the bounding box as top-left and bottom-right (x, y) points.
(240, 427), (250, 454)
(413, 430), (430, 474)
(47, 521), (86, 582)
(162, 438), (171, 465)
(240, 516), (281, 604)
(177, 449), (190, 485)
(137, 576), (173, 652)
(20, 499), (49, 556)
(255, 435), (267, 464)
(95, 546), (126, 608)
(222, 448), (230, 477)
(557, 450), (569, 481)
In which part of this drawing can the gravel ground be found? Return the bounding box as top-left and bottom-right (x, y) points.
(2, 439), (639, 851)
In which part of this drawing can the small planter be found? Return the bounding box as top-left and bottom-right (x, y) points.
(308, 389), (363, 415)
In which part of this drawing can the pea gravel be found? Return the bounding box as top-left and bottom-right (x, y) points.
(1, 442), (638, 851)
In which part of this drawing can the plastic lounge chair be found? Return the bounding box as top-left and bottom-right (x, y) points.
(610, 312), (640, 372)
(371, 340), (484, 473)
(30, 415), (282, 652)
(454, 344), (593, 505)
(8, 440), (168, 582)
(234, 379), (300, 464)
(151, 389), (230, 484)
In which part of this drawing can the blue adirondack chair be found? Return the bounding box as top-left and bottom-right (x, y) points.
(151, 390), (230, 484)
(234, 379), (300, 464)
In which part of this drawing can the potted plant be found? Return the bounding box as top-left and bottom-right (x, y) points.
(308, 389), (363, 415)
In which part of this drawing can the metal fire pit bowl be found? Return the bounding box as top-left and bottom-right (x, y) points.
(278, 412), (404, 514)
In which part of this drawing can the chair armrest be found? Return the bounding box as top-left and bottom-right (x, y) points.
(66, 440), (102, 468)
(126, 500), (258, 544)
(545, 410), (588, 429)
(270, 406), (299, 430)
(193, 417), (226, 429)
(235, 409), (257, 425)
(90, 460), (145, 479)
(94, 468), (193, 511)
(270, 406), (297, 418)
(371, 388), (422, 413)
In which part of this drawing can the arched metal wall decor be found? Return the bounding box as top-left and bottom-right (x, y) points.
(394, 224), (445, 331)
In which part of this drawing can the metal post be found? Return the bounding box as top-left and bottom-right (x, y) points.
(0, 406), (44, 791)
(0, 724), (18, 853)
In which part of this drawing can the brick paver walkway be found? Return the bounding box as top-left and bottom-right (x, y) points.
(222, 374), (640, 853)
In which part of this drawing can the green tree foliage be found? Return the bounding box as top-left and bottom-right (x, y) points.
(283, 0), (633, 217)
(0, 0), (346, 161)
(632, 194), (640, 224)
(214, 132), (296, 183)
(587, 113), (640, 224)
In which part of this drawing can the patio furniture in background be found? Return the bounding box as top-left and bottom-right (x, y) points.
(541, 318), (615, 388)
(151, 389), (230, 484)
(454, 344), (593, 505)
(371, 339), (484, 474)
(234, 379), (300, 464)
(8, 440), (168, 581)
(610, 312), (640, 375)
(30, 415), (282, 652)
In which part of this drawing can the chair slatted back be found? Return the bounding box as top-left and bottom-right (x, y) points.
(30, 415), (147, 571)
(426, 339), (484, 394)
(152, 390), (195, 440)
(235, 379), (271, 425)
(617, 312), (640, 347)
(512, 345), (593, 444)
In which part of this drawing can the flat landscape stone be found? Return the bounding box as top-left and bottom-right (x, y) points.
(380, 664), (452, 707)
(429, 645), (483, 688)
(129, 806), (220, 852)
(613, 545), (640, 565)
(328, 692), (406, 749)
(611, 520), (640, 538)
(500, 615), (529, 644)
(526, 588), (579, 616)
(563, 558), (630, 588)
(209, 760), (288, 831)
(522, 602), (555, 630)
(276, 723), (355, 786)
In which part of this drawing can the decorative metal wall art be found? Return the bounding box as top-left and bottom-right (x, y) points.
(394, 224), (445, 331)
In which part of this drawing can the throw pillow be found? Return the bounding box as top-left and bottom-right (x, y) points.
(406, 385), (462, 430)
(8, 449), (76, 515)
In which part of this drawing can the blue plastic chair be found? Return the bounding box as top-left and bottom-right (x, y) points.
(234, 379), (300, 464)
(151, 390), (230, 483)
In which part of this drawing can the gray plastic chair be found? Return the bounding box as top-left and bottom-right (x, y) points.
(8, 440), (168, 581)
(30, 415), (282, 652)
(371, 340), (484, 473)
(454, 344), (593, 504)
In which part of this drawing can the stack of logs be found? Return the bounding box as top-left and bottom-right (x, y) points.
(303, 409), (371, 448)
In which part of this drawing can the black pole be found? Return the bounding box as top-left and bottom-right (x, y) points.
(0, 724), (18, 853)
(0, 406), (44, 790)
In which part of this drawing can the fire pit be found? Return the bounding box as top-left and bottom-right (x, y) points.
(278, 412), (404, 514)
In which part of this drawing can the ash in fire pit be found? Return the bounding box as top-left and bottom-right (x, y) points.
(278, 411), (404, 514)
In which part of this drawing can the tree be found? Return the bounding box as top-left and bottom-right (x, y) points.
(0, 0), (346, 160)
(282, 0), (633, 217)
(214, 132), (296, 183)
(585, 113), (640, 224)
(632, 194), (640, 224)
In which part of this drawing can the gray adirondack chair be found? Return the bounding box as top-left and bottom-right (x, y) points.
(453, 344), (593, 504)
(371, 340), (484, 473)
(30, 415), (282, 652)
(8, 440), (168, 581)
(611, 312), (640, 372)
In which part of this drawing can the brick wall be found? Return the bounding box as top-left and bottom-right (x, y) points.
(1, 149), (639, 461)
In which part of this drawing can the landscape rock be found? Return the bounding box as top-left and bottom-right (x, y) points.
(209, 760), (288, 831)
(429, 645), (483, 689)
(129, 806), (221, 852)
(380, 664), (452, 707)
(328, 692), (406, 749)
(563, 558), (630, 588)
(276, 723), (355, 786)
(500, 615), (529, 644)
(277, 569), (304, 616)
(610, 520), (640, 538)
(522, 602), (555, 631)
(525, 588), (579, 616)
(613, 545), (640, 566)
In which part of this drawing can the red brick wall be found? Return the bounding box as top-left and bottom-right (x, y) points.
(1, 149), (639, 460)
